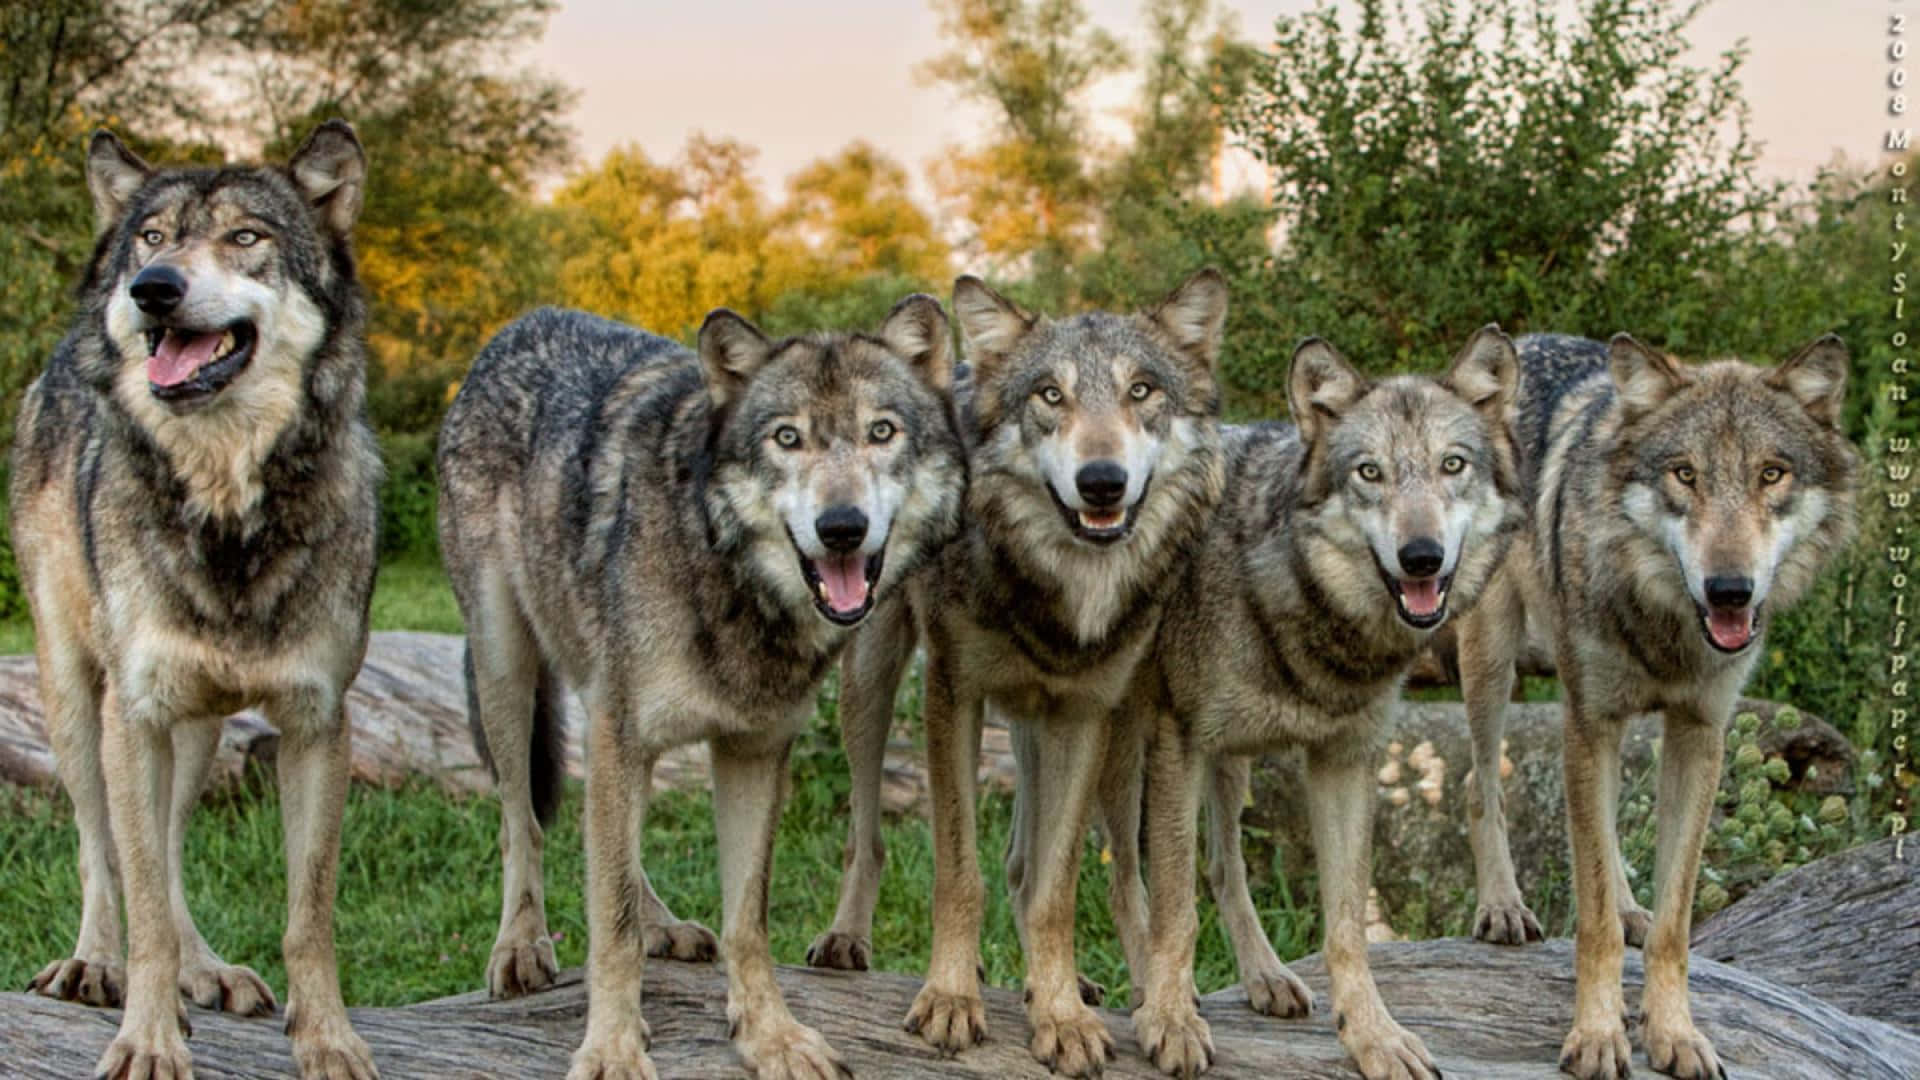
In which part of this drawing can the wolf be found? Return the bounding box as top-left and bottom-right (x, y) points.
(1452, 333), (1858, 1080)
(11, 123), (380, 1079)
(804, 271), (1229, 1077)
(1098, 330), (1524, 1079)
(437, 298), (967, 1079)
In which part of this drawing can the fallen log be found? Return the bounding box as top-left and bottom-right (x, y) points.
(3, 937), (1916, 1079)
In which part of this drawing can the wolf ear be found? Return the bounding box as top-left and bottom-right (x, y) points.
(1768, 334), (1848, 429)
(877, 293), (954, 394)
(1287, 338), (1370, 445)
(86, 130), (151, 235)
(698, 308), (776, 412)
(1146, 267), (1230, 372)
(952, 276), (1034, 372)
(1443, 324), (1518, 426)
(1607, 334), (1689, 419)
(288, 119), (367, 237)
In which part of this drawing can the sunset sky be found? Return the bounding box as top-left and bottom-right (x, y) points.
(529, 1), (1890, 197)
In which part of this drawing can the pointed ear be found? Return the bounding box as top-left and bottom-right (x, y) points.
(1768, 334), (1848, 429)
(877, 293), (953, 394)
(1287, 338), (1370, 445)
(1608, 333), (1689, 419)
(86, 130), (150, 234)
(1146, 267), (1230, 371)
(951, 276), (1033, 370)
(697, 308), (775, 412)
(1443, 324), (1518, 426)
(288, 119), (367, 236)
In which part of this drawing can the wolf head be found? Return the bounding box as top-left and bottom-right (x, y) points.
(1289, 327), (1524, 632)
(953, 269), (1227, 555)
(700, 295), (966, 628)
(1607, 334), (1858, 655)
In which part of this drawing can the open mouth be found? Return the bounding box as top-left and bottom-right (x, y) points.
(796, 543), (885, 626)
(1377, 561), (1453, 629)
(1697, 603), (1760, 654)
(1045, 478), (1149, 546)
(143, 321), (256, 405)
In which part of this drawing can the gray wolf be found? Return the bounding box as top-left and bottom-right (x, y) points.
(806, 271), (1229, 1077)
(437, 299), (967, 1079)
(1108, 329), (1526, 1079)
(11, 122), (381, 1079)
(1452, 333), (1858, 1079)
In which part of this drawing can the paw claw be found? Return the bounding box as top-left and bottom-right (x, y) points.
(181, 961), (278, 1018)
(1560, 1018), (1633, 1080)
(1028, 997), (1114, 1077)
(1136, 999), (1214, 1078)
(805, 931), (871, 972)
(1620, 907), (1653, 950)
(1473, 896), (1545, 946)
(644, 919), (718, 963)
(905, 982), (988, 1051)
(486, 934), (560, 999)
(29, 956), (127, 1009)
(1242, 959), (1313, 1018)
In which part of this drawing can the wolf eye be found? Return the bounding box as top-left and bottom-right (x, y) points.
(229, 229), (260, 247)
(773, 425), (802, 449)
(868, 419), (897, 444)
(1038, 386), (1064, 406)
(1673, 465), (1696, 487)
(1357, 463), (1383, 483)
(140, 229), (165, 246)
(1760, 465), (1787, 485)
(1441, 454), (1466, 475)
(1129, 381), (1153, 401)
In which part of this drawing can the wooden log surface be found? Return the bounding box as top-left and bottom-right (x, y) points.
(4, 937), (1918, 1079)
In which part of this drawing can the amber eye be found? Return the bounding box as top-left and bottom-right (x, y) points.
(230, 229), (261, 246)
(140, 229), (165, 246)
(1357, 463), (1383, 482)
(1038, 386), (1064, 406)
(1760, 465), (1787, 486)
(869, 419), (897, 444)
(1441, 454), (1466, 475)
(773, 425), (802, 449)
(1673, 465), (1696, 487)
(1130, 381), (1152, 401)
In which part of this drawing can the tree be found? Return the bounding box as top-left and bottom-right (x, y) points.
(782, 142), (951, 287)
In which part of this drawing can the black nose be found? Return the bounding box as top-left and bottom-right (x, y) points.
(815, 505), (868, 554)
(1397, 538), (1445, 578)
(1075, 461), (1128, 508)
(130, 264), (188, 316)
(1704, 575), (1754, 609)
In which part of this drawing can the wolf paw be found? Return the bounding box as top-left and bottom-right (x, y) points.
(1645, 1019), (1724, 1080)
(1343, 1017), (1439, 1080)
(1135, 999), (1215, 1078)
(904, 982), (987, 1051)
(94, 1021), (193, 1080)
(1559, 1018), (1632, 1080)
(1242, 958), (1312, 1018)
(731, 1015), (851, 1080)
(1028, 997), (1114, 1077)
(180, 961), (277, 1017)
(28, 955), (125, 1008)
(486, 934), (559, 999)
(804, 931), (870, 971)
(291, 1021), (379, 1080)
(1619, 906), (1653, 949)
(566, 1025), (657, 1080)
(1078, 974), (1108, 1007)
(644, 919), (718, 963)
(1473, 897), (1545, 945)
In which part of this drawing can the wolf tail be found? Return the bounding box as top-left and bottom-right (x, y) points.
(464, 642), (567, 826)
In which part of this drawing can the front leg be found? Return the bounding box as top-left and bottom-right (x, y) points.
(1133, 712), (1214, 1078)
(571, 708), (658, 1080)
(1559, 694), (1633, 1080)
(712, 730), (850, 1079)
(274, 692), (377, 1079)
(1307, 740), (1438, 1080)
(1015, 712), (1115, 1078)
(171, 718), (276, 1017)
(1457, 581), (1543, 945)
(95, 686), (192, 1080)
(1638, 708), (1727, 1080)
(1205, 754), (1311, 1018)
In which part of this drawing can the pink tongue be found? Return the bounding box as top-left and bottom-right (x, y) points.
(1400, 577), (1442, 617)
(149, 331), (222, 387)
(1707, 608), (1754, 650)
(817, 554), (870, 614)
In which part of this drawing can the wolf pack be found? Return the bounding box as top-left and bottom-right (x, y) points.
(12, 124), (1860, 1080)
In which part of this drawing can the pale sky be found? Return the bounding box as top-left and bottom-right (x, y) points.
(529, 1), (1888, 199)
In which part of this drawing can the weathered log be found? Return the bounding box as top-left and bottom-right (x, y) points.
(1693, 836), (1920, 1031)
(2, 938), (1915, 1078)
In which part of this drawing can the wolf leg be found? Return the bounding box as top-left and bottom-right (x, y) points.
(1599, 740), (1653, 948)
(1134, 714), (1214, 1078)
(713, 726), (850, 1079)
(170, 717), (277, 1016)
(1094, 702), (1147, 1006)
(570, 705), (658, 1080)
(1638, 707), (1727, 1080)
(1205, 754), (1311, 1018)
(94, 684), (192, 1080)
(275, 691), (377, 1079)
(1558, 690), (1632, 1080)
(637, 867), (717, 963)
(1458, 574), (1543, 945)
(27, 640), (125, 1009)
(809, 598), (915, 972)
(1307, 737), (1438, 1080)
(1016, 712), (1114, 1078)
(904, 648), (989, 1050)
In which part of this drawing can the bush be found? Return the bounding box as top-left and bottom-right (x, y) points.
(378, 431), (440, 563)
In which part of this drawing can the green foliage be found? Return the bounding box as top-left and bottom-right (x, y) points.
(377, 431), (440, 563)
